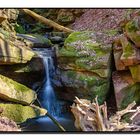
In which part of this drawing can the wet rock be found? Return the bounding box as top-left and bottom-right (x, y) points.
(0, 35), (35, 64)
(45, 32), (68, 38)
(17, 34), (52, 48)
(54, 70), (109, 104)
(56, 31), (112, 104)
(112, 71), (140, 109)
(49, 36), (64, 44)
(0, 116), (20, 131)
(0, 103), (47, 123)
(0, 74), (37, 105)
(0, 57), (44, 88)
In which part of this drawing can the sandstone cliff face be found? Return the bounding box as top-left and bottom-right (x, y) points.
(0, 9), (46, 124)
(113, 13), (140, 109)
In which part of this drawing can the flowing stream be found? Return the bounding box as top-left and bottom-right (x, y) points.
(38, 56), (62, 116)
(21, 48), (76, 132)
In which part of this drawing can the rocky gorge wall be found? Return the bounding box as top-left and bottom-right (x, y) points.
(0, 9), (47, 124)
(1, 8), (140, 128)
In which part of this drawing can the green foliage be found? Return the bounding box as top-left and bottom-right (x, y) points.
(14, 23), (26, 34)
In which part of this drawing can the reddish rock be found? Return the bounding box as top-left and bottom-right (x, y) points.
(125, 18), (140, 48)
(0, 117), (20, 131)
(113, 39), (128, 70)
(112, 71), (135, 109)
(120, 35), (140, 66)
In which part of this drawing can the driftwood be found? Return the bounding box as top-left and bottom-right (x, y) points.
(71, 97), (140, 131)
(22, 9), (74, 33)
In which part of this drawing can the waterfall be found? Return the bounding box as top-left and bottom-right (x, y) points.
(34, 48), (62, 117)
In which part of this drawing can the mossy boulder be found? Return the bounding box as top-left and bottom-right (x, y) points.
(0, 103), (47, 123)
(129, 64), (140, 82)
(112, 71), (140, 110)
(54, 70), (109, 104)
(125, 18), (140, 48)
(56, 32), (112, 104)
(120, 35), (140, 66)
(17, 34), (53, 48)
(0, 74), (37, 105)
(58, 31), (112, 78)
(0, 35), (35, 64)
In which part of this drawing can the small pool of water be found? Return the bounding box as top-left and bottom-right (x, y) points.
(21, 113), (77, 132)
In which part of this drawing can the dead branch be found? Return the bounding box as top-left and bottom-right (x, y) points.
(22, 9), (74, 33)
(71, 97), (140, 131)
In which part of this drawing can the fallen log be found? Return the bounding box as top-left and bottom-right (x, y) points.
(22, 9), (74, 33)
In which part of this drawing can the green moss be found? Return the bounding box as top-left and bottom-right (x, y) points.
(92, 83), (109, 104)
(0, 103), (47, 123)
(62, 70), (109, 104)
(0, 74), (36, 105)
(30, 34), (53, 45)
(125, 20), (138, 32)
(123, 43), (134, 58)
(129, 65), (140, 82)
(121, 37), (135, 58)
(104, 29), (119, 36)
(14, 23), (26, 34)
(120, 83), (140, 109)
(64, 32), (91, 45)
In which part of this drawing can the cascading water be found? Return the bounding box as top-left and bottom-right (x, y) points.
(34, 48), (62, 117)
(21, 48), (77, 131)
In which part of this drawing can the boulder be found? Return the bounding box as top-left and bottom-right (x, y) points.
(125, 18), (140, 48)
(58, 32), (112, 77)
(54, 70), (109, 104)
(56, 31), (112, 104)
(17, 34), (52, 48)
(112, 71), (140, 110)
(0, 103), (47, 123)
(0, 35), (35, 64)
(120, 35), (140, 66)
(0, 74), (37, 105)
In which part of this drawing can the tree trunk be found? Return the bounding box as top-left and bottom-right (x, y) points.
(22, 9), (74, 33)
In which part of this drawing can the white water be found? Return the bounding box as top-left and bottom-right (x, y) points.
(33, 48), (62, 117)
(39, 56), (62, 117)
(22, 48), (76, 132)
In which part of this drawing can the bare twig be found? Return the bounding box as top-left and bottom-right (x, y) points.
(71, 97), (140, 131)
